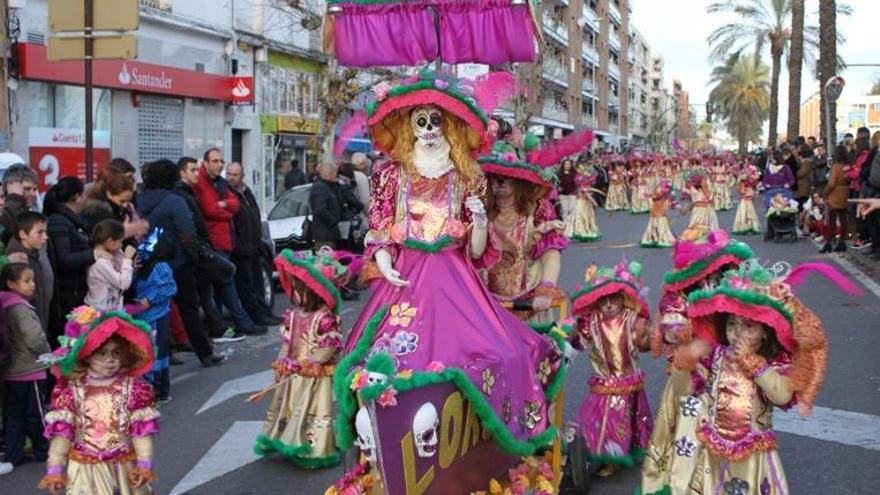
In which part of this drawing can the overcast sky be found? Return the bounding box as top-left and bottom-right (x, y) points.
(630, 0), (880, 133)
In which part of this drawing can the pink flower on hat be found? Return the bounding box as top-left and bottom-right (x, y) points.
(433, 79), (450, 90)
(372, 82), (391, 101)
(377, 388), (398, 408)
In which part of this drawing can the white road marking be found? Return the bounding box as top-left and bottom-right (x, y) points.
(776, 405), (880, 452)
(169, 420), (264, 495)
(196, 370), (274, 415)
(171, 372), (197, 386)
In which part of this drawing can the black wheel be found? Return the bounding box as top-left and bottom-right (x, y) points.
(260, 258), (275, 310)
(560, 431), (591, 494)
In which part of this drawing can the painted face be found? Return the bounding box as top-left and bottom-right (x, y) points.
(410, 105), (444, 148)
(490, 175), (514, 198)
(88, 339), (124, 377)
(726, 315), (765, 350)
(599, 294), (624, 318)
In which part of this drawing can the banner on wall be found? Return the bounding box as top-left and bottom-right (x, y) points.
(28, 127), (111, 191)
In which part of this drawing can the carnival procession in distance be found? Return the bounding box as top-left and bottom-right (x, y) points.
(0, 1), (878, 494)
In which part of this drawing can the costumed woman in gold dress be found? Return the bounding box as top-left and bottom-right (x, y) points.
(732, 164), (762, 236)
(605, 160), (631, 211)
(640, 180), (677, 248)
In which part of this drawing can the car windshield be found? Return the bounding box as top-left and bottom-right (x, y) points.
(268, 186), (311, 220)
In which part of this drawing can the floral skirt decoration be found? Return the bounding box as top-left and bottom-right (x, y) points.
(606, 184), (630, 211)
(631, 187), (651, 214)
(566, 197), (602, 242)
(640, 216), (676, 248)
(732, 199), (761, 235)
(255, 373), (339, 468)
(688, 449), (789, 495)
(577, 372), (653, 466)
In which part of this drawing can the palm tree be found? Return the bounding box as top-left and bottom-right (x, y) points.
(818, 0), (837, 144)
(709, 54), (771, 153)
(786, 0), (804, 141)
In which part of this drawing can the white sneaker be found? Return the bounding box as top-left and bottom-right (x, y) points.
(0, 462), (14, 475)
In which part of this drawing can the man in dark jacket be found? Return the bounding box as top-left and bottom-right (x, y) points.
(309, 162), (362, 251)
(139, 159), (227, 367)
(226, 162), (280, 326)
(0, 164), (39, 245)
(283, 159), (306, 190)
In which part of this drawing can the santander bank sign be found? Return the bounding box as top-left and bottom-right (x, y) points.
(118, 63), (174, 91)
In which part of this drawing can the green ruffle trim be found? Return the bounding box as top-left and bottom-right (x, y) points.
(633, 484), (671, 495)
(527, 322), (572, 400)
(688, 285), (793, 322)
(366, 77), (488, 126)
(59, 310), (155, 377)
(254, 434), (341, 468)
(477, 156), (543, 175)
(587, 447), (645, 468)
(731, 228), (762, 236)
(334, 307), (566, 457)
(570, 279), (640, 304)
(403, 236), (455, 253)
(663, 241), (754, 286)
(640, 241), (673, 249)
(280, 249), (343, 315)
(630, 210), (650, 215)
(570, 234), (602, 242)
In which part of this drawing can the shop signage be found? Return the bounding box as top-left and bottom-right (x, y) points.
(18, 43), (254, 103)
(277, 116), (321, 134)
(28, 127), (111, 191)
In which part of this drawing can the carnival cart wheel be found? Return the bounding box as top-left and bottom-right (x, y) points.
(560, 428), (591, 494)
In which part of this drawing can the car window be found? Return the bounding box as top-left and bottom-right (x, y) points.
(268, 186), (311, 220)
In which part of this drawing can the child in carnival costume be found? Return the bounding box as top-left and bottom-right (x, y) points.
(732, 164), (762, 236)
(630, 159), (651, 214)
(39, 308), (160, 494)
(337, 69), (565, 465)
(682, 166), (719, 239)
(711, 158), (734, 211)
(605, 159), (631, 211)
(477, 128), (590, 321)
(253, 248), (348, 467)
(566, 162), (603, 242)
(570, 260), (653, 477)
(640, 180), (677, 248)
(639, 230), (754, 495)
(680, 260), (860, 494)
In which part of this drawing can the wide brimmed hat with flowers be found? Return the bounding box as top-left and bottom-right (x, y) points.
(275, 248), (351, 314)
(687, 261), (862, 415)
(366, 68), (519, 156)
(572, 260), (649, 318)
(478, 129), (595, 190)
(663, 230), (754, 293)
(50, 309), (155, 378)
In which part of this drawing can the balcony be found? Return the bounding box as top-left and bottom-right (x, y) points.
(542, 100), (569, 122)
(581, 78), (595, 95)
(609, 1), (622, 24)
(581, 42), (599, 65)
(580, 5), (599, 31)
(609, 61), (620, 81)
(581, 113), (597, 128)
(542, 12), (570, 46)
(609, 31), (621, 52)
(542, 58), (569, 88)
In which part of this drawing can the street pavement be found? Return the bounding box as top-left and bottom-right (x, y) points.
(3, 206), (879, 495)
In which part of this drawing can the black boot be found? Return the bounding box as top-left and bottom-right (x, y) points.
(819, 242), (833, 253)
(834, 240), (847, 252)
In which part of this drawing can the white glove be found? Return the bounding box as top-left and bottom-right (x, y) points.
(375, 249), (409, 287)
(466, 196), (488, 228)
(563, 341), (579, 363)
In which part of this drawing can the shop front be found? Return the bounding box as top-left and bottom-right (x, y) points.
(12, 42), (254, 184)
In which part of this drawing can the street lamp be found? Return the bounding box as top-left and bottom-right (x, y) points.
(823, 76), (845, 167)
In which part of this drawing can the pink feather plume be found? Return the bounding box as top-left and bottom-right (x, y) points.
(785, 262), (863, 296)
(333, 111), (367, 160)
(672, 230), (730, 269)
(527, 129), (595, 168)
(473, 71), (520, 115)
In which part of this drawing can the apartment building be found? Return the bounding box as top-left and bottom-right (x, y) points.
(524, 0), (677, 152)
(649, 56), (676, 152)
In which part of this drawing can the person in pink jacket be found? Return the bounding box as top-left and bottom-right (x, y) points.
(84, 219), (135, 313)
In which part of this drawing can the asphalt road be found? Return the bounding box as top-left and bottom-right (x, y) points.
(3, 206), (879, 495)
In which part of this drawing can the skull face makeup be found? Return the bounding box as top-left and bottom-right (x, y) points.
(411, 105), (444, 148)
(355, 406), (377, 464)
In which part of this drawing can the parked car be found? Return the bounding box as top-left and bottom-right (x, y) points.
(267, 184), (364, 257)
(258, 218), (276, 309)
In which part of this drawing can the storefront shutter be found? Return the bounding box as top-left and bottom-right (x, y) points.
(138, 95), (184, 164)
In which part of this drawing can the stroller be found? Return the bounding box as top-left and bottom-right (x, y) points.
(763, 188), (798, 243)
